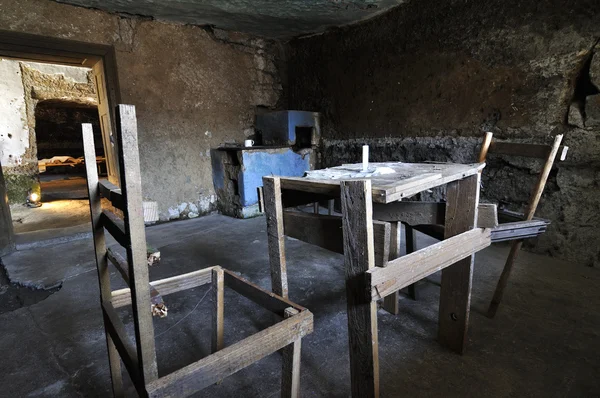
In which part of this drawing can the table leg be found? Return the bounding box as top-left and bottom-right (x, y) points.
(405, 224), (420, 301)
(438, 173), (480, 354)
(340, 180), (379, 398)
(262, 176), (288, 298)
(382, 222), (400, 315)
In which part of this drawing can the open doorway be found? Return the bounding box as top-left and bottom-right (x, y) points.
(1, 60), (103, 237)
(0, 32), (120, 248)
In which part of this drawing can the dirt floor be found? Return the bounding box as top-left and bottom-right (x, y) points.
(10, 174), (90, 234)
(0, 214), (598, 397)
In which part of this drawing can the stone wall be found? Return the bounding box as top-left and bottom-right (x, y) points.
(288, 0), (600, 266)
(0, 0), (286, 218)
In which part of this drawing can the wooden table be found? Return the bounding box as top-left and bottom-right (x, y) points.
(262, 162), (490, 397)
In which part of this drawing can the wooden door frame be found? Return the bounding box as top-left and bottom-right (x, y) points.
(0, 30), (122, 185)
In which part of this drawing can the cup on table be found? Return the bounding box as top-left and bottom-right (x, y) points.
(244, 139), (254, 147)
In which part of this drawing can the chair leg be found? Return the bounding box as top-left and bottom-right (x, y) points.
(107, 335), (124, 397)
(282, 308), (302, 398)
(487, 240), (523, 318)
(404, 224), (421, 300)
(382, 222), (400, 315)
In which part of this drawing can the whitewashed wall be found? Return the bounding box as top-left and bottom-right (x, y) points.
(0, 59), (29, 167)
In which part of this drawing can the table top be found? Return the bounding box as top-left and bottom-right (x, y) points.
(278, 162), (485, 203)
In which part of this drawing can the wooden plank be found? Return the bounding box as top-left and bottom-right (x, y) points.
(438, 174), (480, 354)
(146, 310), (314, 398)
(99, 179), (124, 210)
(107, 248), (166, 312)
(383, 164), (484, 203)
(280, 177), (340, 196)
(279, 163), (483, 203)
(477, 203), (498, 228)
(281, 189), (336, 208)
(281, 308), (302, 398)
(101, 300), (142, 392)
(382, 222), (400, 315)
(212, 268), (224, 353)
(372, 201), (445, 225)
(404, 224), (420, 301)
(478, 132), (493, 163)
(82, 123), (123, 396)
(489, 141), (568, 160)
(367, 228), (491, 300)
(223, 269), (305, 316)
(101, 209), (129, 247)
(487, 134), (564, 318)
(376, 173), (441, 197)
(263, 176), (289, 298)
(112, 268), (213, 309)
(340, 180), (379, 398)
(282, 211), (390, 267)
(115, 104), (158, 383)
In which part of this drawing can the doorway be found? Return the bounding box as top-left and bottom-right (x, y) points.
(0, 31), (120, 249)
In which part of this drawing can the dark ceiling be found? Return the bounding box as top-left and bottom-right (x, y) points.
(54, 0), (406, 39)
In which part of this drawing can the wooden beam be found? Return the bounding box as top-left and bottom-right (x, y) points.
(367, 228), (491, 300)
(282, 211), (391, 267)
(263, 176), (289, 298)
(115, 104), (158, 383)
(212, 268), (224, 353)
(111, 268), (214, 308)
(281, 308), (302, 398)
(438, 174), (480, 354)
(478, 132), (493, 163)
(281, 189), (336, 208)
(223, 269), (305, 316)
(477, 203), (498, 228)
(107, 248), (166, 316)
(340, 180), (379, 398)
(82, 123), (123, 396)
(99, 179), (124, 210)
(101, 300), (142, 393)
(100, 209), (129, 247)
(372, 201), (445, 226)
(146, 310), (314, 398)
(487, 134), (564, 318)
(382, 222), (400, 315)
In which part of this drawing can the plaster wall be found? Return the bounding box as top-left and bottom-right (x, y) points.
(0, 0), (286, 219)
(0, 60), (28, 168)
(289, 0), (600, 266)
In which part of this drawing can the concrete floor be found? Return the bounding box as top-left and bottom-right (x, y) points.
(0, 214), (598, 397)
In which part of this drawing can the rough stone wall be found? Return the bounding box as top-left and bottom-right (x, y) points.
(289, 0), (600, 266)
(0, 0), (286, 219)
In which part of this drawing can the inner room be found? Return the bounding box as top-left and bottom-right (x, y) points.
(0, 1), (598, 397)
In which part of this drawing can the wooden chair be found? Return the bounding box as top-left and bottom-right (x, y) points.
(387, 132), (567, 317)
(83, 104), (312, 398)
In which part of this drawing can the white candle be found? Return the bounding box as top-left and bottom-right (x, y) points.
(362, 145), (369, 172)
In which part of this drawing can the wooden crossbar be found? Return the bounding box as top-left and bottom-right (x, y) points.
(101, 300), (142, 389)
(111, 267), (214, 309)
(107, 248), (165, 312)
(489, 141), (569, 160)
(145, 310), (314, 398)
(223, 269), (306, 316)
(282, 210), (391, 267)
(99, 179), (124, 210)
(101, 209), (129, 247)
(366, 228), (491, 300)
